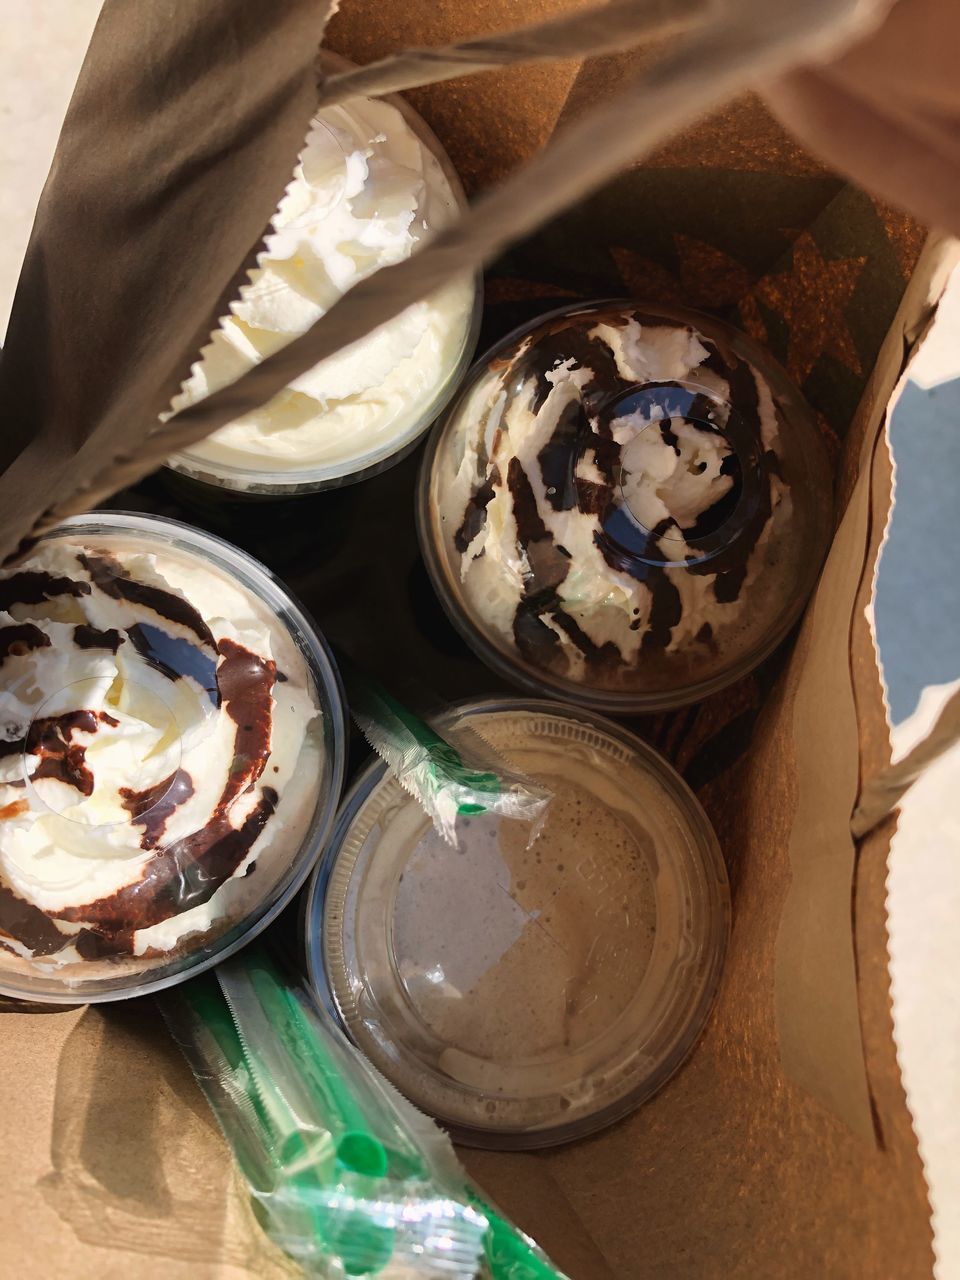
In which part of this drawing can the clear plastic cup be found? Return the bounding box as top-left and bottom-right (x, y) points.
(0, 512), (346, 1002)
(305, 698), (730, 1149)
(166, 71), (481, 495)
(418, 300), (834, 712)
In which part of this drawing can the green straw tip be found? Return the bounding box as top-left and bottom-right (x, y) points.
(329, 1210), (395, 1277)
(337, 1130), (389, 1179)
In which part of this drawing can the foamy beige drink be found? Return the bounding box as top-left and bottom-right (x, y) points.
(307, 699), (729, 1147)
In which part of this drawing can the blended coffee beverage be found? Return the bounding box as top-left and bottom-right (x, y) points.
(419, 302), (833, 711)
(391, 781), (658, 1071)
(311, 700), (729, 1147)
(168, 95), (478, 491)
(0, 514), (344, 1000)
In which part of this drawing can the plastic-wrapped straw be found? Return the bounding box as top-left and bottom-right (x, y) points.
(161, 947), (569, 1279)
(337, 653), (550, 847)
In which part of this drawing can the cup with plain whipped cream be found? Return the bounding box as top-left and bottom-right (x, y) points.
(0, 512), (346, 1001)
(167, 83), (480, 494)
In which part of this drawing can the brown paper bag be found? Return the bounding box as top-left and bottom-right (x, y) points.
(0, 1), (953, 1276)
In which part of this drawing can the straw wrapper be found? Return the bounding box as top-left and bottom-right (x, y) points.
(161, 948), (569, 1279)
(338, 655), (551, 847)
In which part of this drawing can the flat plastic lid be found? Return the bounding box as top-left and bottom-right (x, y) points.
(316, 700), (729, 1148)
(420, 301), (833, 711)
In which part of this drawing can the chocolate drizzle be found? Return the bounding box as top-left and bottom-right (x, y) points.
(514, 600), (567, 669)
(538, 399), (590, 511)
(54, 788), (277, 943)
(680, 447), (743, 543)
(0, 883), (72, 957)
(507, 457), (550, 545)
(217, 638), (275, 808)
(0, 709), (100, 794)
(0, 554), (286, 964)
(506, 456), (570, 668)
(576, 478), (612, 516)
(508, 458), (571, 596)
(30, 711), (99, 796)
(127, 622), (220, 706)
(548, 610), (622, 668)
(78, 552), (216, 648)
(525, 324), (624, 414)
(685, 360), (772, 603)
(120, 768), (195, 849)
(0, 623), (51, 662)
(590, 508), (687, 657)
(73, 624), (123, 653)
(454, 465), (500, 554)
(642, 576), (683, 653)
(47, 638), (277, 952)
(0, 571), (90, 612)
(505, 457), (622, 674)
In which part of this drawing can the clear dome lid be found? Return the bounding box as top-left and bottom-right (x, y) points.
(0, 513), (346, 1002)
(418, 301), (834, 711)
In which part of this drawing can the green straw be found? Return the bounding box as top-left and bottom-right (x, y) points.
(243, 955), (389, 1179)
(165, 952), (567, 1278)
(217, 950), (396, 1276)
(470, 1192), (569, 1280)
(173, 975), (279, 1194)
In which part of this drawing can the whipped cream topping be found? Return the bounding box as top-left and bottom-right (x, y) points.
(618, 414), (735, 532)
(171, 98), (475, 483)
(430, 308), (800, 699)
(0, 533), (322, 974)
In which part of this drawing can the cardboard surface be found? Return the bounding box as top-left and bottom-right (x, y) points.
(0, 1000), (293, 1278)
(772, 237), (955, 1140)
(0, 2), (948, 1277)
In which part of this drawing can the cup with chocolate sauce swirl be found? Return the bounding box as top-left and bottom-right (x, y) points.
(418, 301), (833, 712)
(0, 513), (345, 1001)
